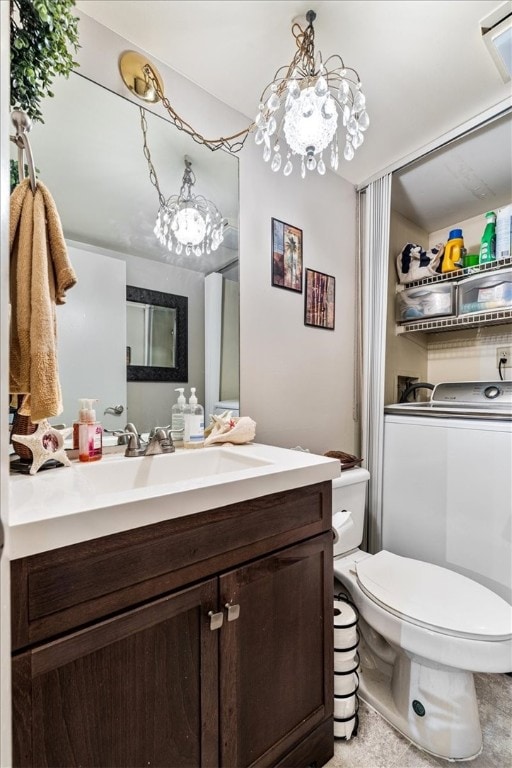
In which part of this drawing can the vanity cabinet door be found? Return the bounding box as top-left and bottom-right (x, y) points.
(12, 579), (219, 768)
(219, 532), (334, 768)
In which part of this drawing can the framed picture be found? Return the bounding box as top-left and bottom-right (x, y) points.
(271, 218), (303, 292)
(304, 268), (335, 330)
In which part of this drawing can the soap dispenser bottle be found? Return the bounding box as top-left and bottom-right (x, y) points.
(73, 398), (87, 450)
(183, 388), (204, 449)
(171, 387), (186, 447)
(78, 399), (103, 462)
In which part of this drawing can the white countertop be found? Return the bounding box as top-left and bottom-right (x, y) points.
(6, 443), (340, 559)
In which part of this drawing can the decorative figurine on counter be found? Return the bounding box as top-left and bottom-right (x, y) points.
(11, 420), (72, 475)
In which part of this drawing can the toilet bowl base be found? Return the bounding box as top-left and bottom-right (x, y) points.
(358, 648), (483, 762)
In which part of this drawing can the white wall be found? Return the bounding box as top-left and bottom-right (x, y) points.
(73, 11), (359, 455)
(122, 250), (205, 433)
(240, 139), (357, 452)
(58, 246), (127, 431)
(64, 239), (206, 433)
(221, 279), (240, 401)
(385, 211), (430, 404)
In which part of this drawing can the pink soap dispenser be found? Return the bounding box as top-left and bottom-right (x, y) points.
(78, 399), (103, 462)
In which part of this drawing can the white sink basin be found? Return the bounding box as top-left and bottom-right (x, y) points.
(79, 447), (272, 494)
(8, 443), (341, 559)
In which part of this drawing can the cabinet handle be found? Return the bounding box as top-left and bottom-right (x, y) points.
(225, 602), (240, 622)
(208, 610), (224, 631)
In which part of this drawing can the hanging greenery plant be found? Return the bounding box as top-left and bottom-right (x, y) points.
(10, 158), (40, 192)
(10, 0), (81, 123)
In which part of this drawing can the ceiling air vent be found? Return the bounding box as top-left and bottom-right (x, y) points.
(480, 2), (512, 82)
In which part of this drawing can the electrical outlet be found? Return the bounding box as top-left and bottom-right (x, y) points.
(496, 346), (512, 368)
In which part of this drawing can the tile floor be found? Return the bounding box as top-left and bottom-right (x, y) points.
(325, 673), (512, 768)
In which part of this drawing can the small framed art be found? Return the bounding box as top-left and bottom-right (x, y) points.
(271, 218), (303, 292)
(304, 268), (335, 330)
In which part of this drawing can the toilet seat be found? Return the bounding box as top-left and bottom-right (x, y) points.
(355, 551), (512, 641)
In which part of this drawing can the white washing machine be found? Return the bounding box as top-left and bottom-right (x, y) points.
(382, 381), (512, 604)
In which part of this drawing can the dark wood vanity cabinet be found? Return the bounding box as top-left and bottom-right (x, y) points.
(11, 482), (334, 768)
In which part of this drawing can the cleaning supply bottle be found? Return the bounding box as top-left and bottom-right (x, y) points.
(479, 211), (497, 265)
(442, 229), (465, 272)
(73, 398), (88, 450)
(496, 204), (512, 261)
(171, 387), (186, 447)
(78, 399), (103, 462)
(183, 388), (204, 449)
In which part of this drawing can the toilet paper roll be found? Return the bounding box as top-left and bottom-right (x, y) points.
(334, 693), (357, 720)
(332, 510), (354, 544)
(333, 600), (358, 629)
(333, 624), (358, 650)
(334, 670), (359, 696)
(334, 711), (358, 740)
(334, 648), (359, 673)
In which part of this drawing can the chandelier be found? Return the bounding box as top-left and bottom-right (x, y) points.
(254, 10), (369, 177)
(119, 7), (370, 206)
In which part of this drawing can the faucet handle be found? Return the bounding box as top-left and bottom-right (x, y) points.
(124, 423), (145, 449)
(104, 427), (130, 446)
(150, 427), (175, 454)
(111, 430), (144, 456)
(149, 424), (171, 439)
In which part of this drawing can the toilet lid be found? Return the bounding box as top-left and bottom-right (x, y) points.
(356, 551), (512, 641)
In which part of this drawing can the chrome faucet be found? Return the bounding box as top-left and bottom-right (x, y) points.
(144, 427), (175, 455)
(110, 423), (175, 457)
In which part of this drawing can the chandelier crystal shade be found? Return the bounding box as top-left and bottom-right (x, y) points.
(154, 156), (225, 257)
(254, 9), (369, 177)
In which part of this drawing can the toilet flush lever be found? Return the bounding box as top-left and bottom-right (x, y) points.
(225, 602), (240, 622)
(208, 610), (224, 631)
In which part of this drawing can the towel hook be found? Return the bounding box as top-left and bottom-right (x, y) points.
(10, 110), (37, 193)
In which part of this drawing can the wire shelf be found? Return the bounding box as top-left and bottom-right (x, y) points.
(397, 307), (512, 335)
(396, 257), (512, 291)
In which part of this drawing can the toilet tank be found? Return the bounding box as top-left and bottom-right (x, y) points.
(332, 468), (370, 556)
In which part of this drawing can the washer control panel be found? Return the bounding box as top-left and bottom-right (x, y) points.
(433, 381), (512, 407)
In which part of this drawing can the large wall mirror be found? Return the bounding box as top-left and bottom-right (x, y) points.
(17, 70), (240, 431)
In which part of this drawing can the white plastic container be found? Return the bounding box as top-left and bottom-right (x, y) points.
(396, 283), (455, 322)
(496, 204), (512, 262)
(458, 267), (512, 314)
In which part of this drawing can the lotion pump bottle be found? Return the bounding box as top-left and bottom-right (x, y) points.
(183, 388), (204, 449)
(78, 399), (103, 462)
(171, 387), (186, 447)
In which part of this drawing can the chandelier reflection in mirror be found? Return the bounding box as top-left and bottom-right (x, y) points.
(139, 108), (225, 256)
(154, 156), (225, 256)
(255, 9), (369, 177)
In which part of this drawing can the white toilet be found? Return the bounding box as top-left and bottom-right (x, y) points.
(332, 468), (512, 762)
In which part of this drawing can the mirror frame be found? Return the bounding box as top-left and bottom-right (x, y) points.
(126, 285), (188, 382)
